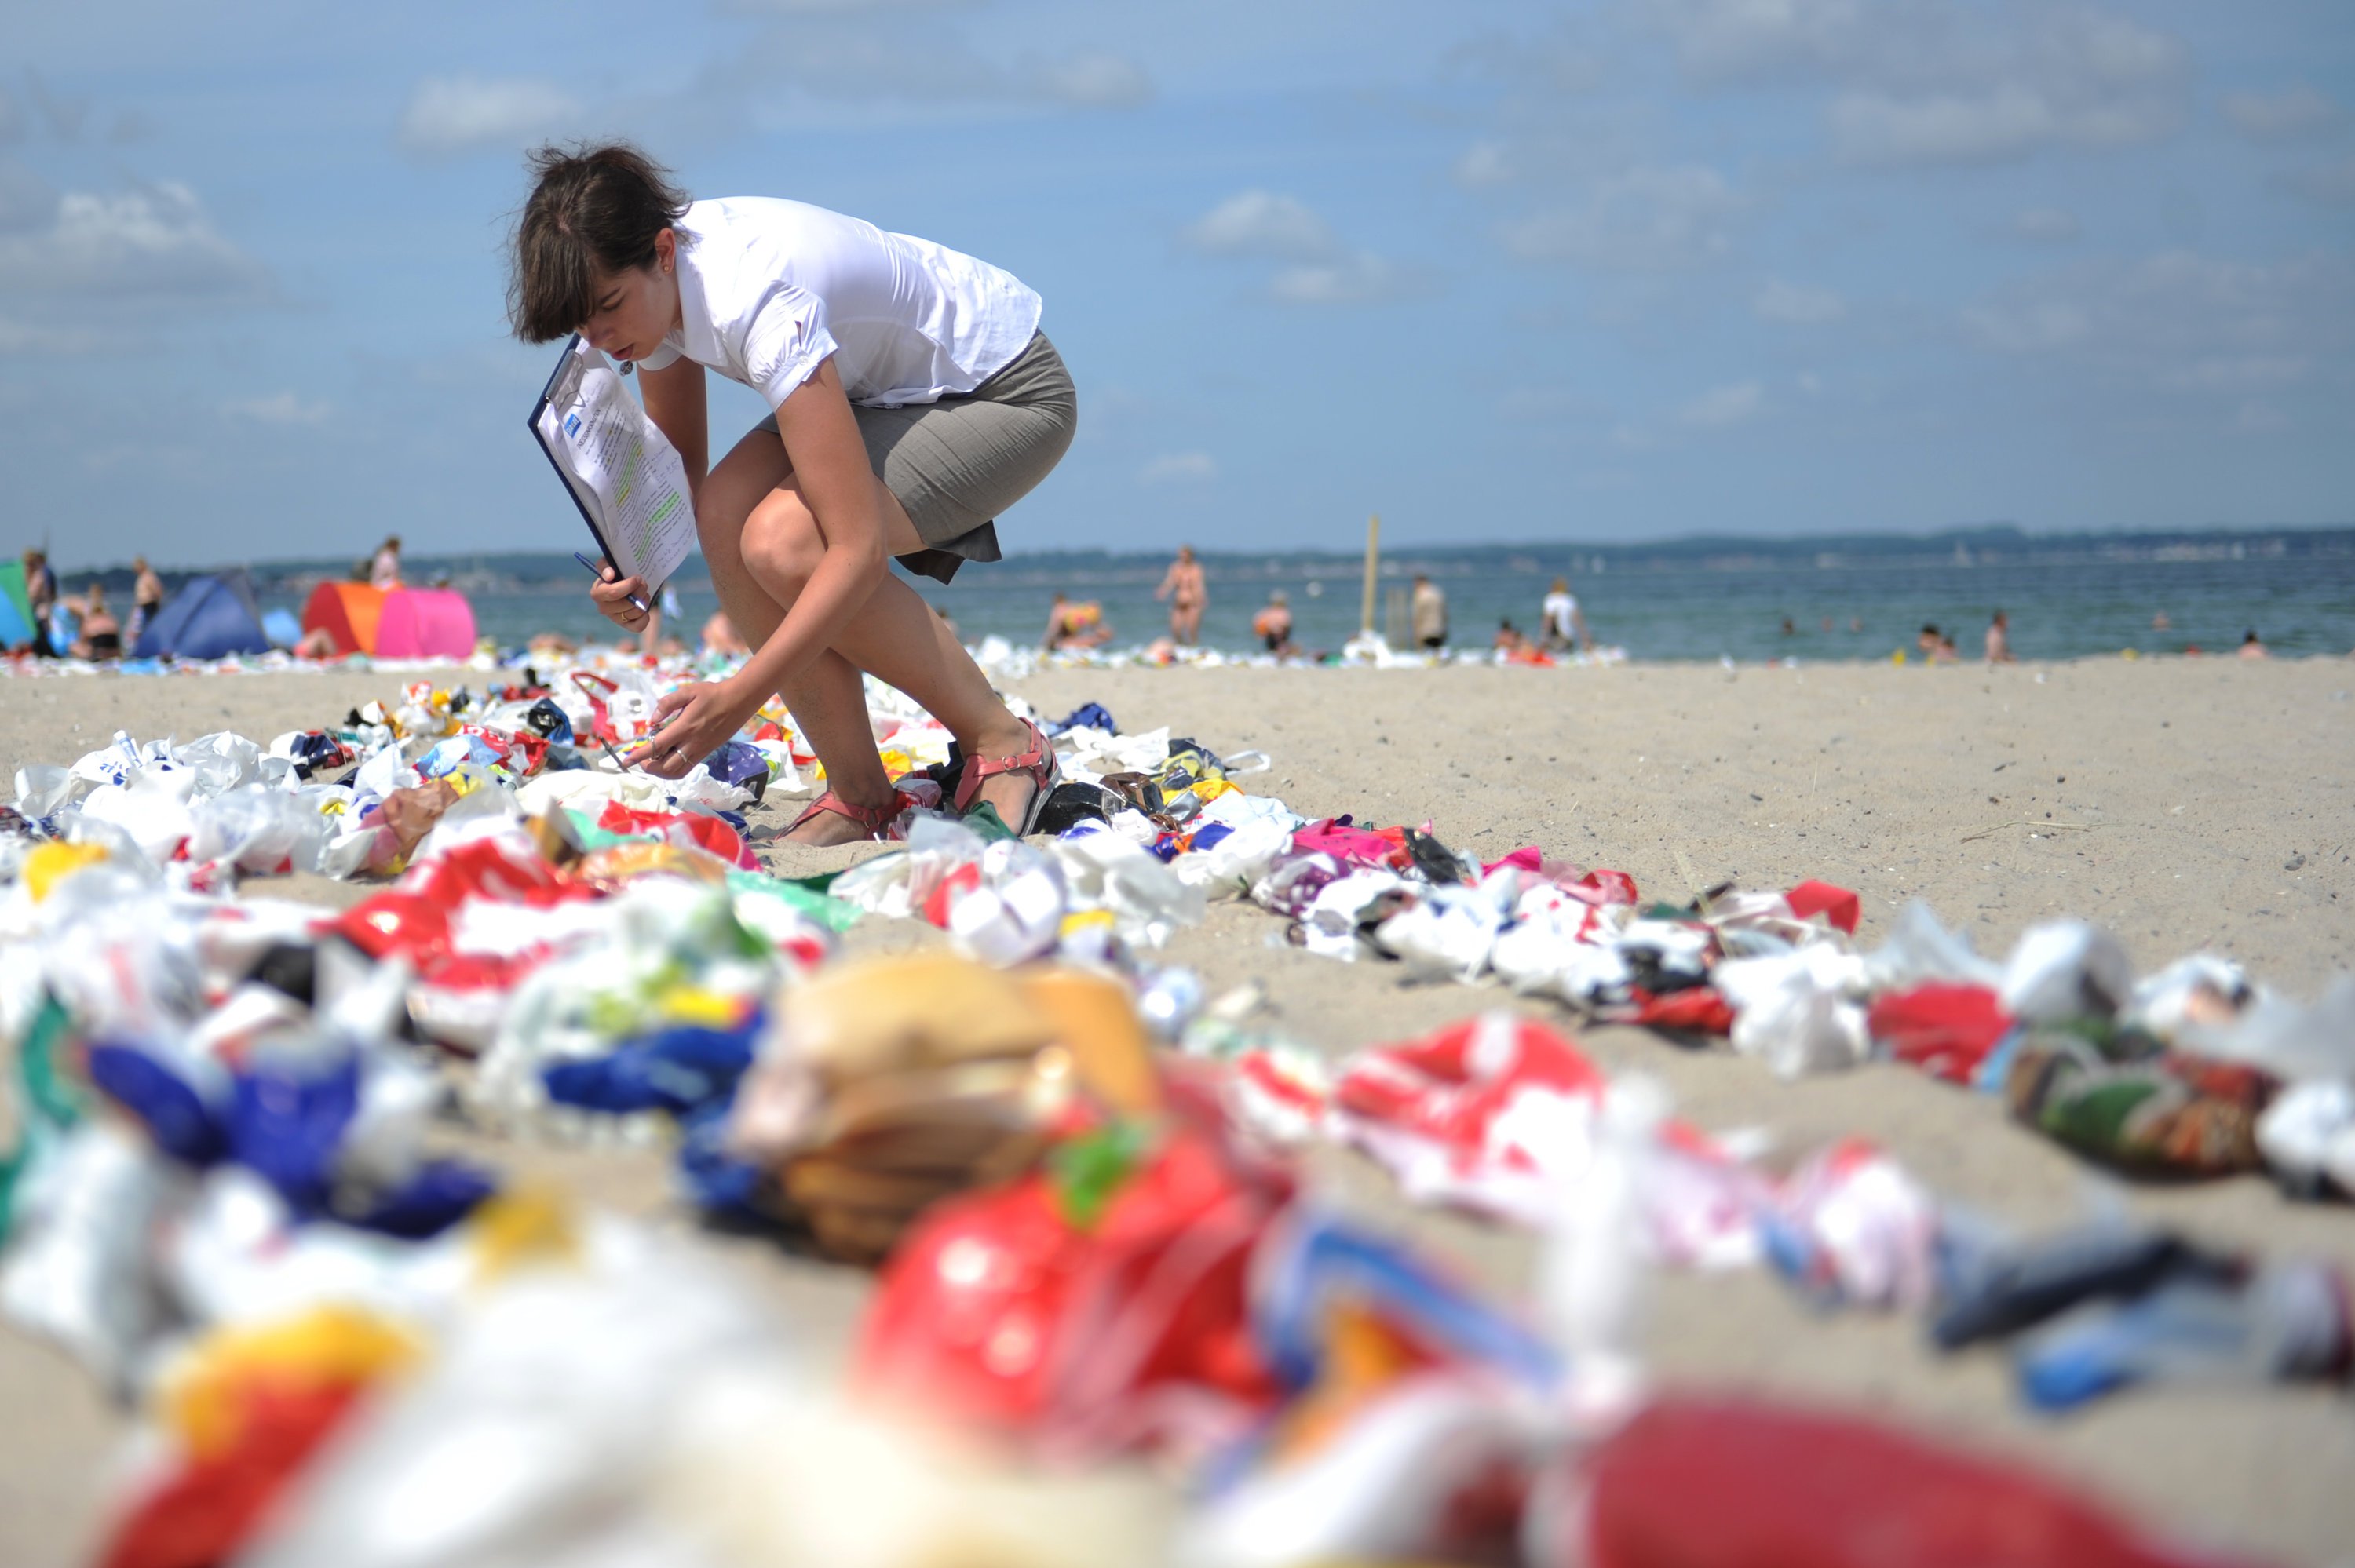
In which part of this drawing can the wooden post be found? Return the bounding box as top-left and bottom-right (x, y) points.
(1359, 512), (1381, 636)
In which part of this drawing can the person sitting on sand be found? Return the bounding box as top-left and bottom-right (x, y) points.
(1916, 623), (1941, 662)
(702, 607), (751, 658)
(1985, 609), (2015, 665)
(1252, 591), (1294, 655)
(518, 142), (1076, 843)
(1541, 577), (1592, 654)
(1042, 592), (1112, 651)
(292, 626), (342, 659)
(1156, 545), (1206, 646)
(1493, 618), (1528, 654)
(528, 629), (581, 662)
(71, 583), (122, 660)
(1933, 633), (1960, 665)
(2240, 629), (2269, 660)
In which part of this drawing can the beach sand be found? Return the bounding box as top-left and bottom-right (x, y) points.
(4, 655), (2353, 1566)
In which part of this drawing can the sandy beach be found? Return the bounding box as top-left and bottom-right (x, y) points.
(3, 654), (2353, 1567)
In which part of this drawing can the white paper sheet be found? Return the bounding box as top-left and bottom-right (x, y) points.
(531, 338), (696, 594)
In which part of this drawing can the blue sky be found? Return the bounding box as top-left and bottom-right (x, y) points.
(5, 0), (2351, 567)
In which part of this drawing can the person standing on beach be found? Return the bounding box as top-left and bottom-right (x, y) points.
(130, 556), (164, 647)
(1411, 573), (1448, 651)
(21, 549), (57, 657)
(1985, 610), (2015, 665)
(1156, 545), (1206, 646)
(513, 143), (1075, 843)
(1540, 577), (1591, 654)
(369, 536), (403, 590)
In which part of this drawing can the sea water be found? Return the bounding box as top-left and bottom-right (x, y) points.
(433, 538), (2355, 665)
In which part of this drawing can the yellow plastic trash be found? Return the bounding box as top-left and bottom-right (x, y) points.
(24, 841), (110, 903)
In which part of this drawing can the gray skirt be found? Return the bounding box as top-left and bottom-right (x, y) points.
(754, 330), (1075, 584)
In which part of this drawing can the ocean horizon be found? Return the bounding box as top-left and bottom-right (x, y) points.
(36, 523), (2355, 665)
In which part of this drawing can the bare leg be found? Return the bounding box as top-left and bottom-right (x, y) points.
(705, 427), (1042, 844)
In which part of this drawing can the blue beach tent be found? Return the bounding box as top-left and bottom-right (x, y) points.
(0, 560), (33, 649)
(135, 569), (271, 660)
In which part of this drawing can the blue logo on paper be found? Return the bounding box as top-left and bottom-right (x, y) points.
(564, 412), (582, 438)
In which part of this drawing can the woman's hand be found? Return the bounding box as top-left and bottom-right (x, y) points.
(624, 677), (759, 778)
(590, 566), (652, 632)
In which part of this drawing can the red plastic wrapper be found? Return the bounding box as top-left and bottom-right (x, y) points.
(1627, 986), (1737, 1036)
(97, 1382), (364, 1568)
(595, 800), (754, 870)
(856, 1123), (1286, 1457)
(1868, 983), (2016, 1085)
(1565, 1395), (2262, 1568)
(1784, 879), (1860, 935)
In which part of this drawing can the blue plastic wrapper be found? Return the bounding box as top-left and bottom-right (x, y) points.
(230, 1055), (361, 1212)
(1050, 702), (1116, 735)
(342, 1161), (498, 1239)
(541, 1018), (761, 1118)
(702, 739), (771, 804)
(524, 696), (575, 744)
(87, 1043), (227, 1165)
(421, 734), (502, 779)
(88, 1041), (494, 1238)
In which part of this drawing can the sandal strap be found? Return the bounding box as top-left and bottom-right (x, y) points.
(952, 719), (1053, 813)
(787, 788), (905, 840)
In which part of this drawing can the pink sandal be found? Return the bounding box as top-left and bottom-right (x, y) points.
(952, 718), (1061, 836)
(783, 787), (910, 843)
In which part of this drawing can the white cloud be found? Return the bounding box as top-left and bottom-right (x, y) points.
(1502, 164), (1742, 271)
(2010, 206), (2081, 242)
(1679, 381), (1764, 428)
(1754, 279), (1845, 323)
(1140, 451), (1218, 485)
(1960, 252), (2355, 381)
(1182, 191), (1419, 305)
(223, 392), (333, 425)
(2222, 86), (2337, 141)
(397, 75), (582, 159)
(1453, 141), (1514, 188)
(1029, 52), (1153, 109)
(1183, 191), (1338, 261)
(1639, 1), (2189, 166)
(1639, 0), (1868, 82)
(0, 182), (267, 303)
(1269, 253), (1422, 306)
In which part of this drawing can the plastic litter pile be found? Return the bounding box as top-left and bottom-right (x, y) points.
(2, 654), (2345, 1566)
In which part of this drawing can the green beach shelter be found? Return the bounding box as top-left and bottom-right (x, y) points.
(0, 560), (34, 649)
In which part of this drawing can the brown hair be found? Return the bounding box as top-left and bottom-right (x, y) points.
(509, 142), (691, 343)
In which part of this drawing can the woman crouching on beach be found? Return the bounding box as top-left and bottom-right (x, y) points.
(509, 142), (1073, 844)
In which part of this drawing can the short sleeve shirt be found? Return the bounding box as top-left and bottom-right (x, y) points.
(636, 198), (1043, 411)
(1542, 591), (1578, 638)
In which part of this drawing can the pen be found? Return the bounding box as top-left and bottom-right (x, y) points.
(573, 551), (651, 614)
